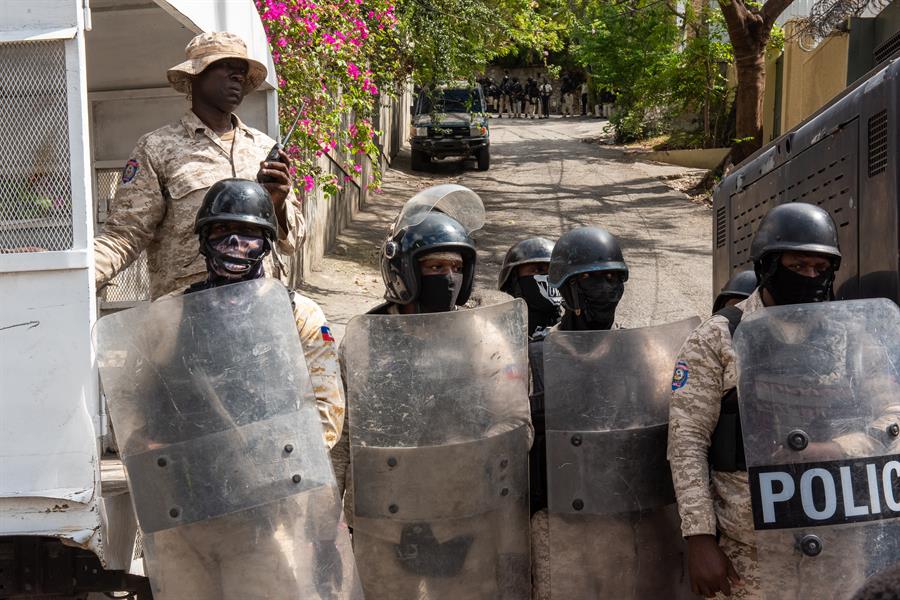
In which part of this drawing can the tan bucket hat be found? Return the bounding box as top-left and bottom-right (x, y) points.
(167, 31), (268, 95)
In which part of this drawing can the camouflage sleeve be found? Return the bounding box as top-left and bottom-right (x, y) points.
(329, 340), (351, 497)
(94, 138), (166, 288)
(667, 320), (727, 538)
(274, 187), (305, 256)
(293, 294), (345, 448)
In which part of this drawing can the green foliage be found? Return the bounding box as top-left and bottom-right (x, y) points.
(570, 0), (679, 142)
(396, 0), (566, 86)
(768, 24), (785, 55)
(258, 0), (403, 195)
(566, 0), (736, 146)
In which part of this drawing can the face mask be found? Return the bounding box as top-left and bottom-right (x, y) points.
(561, 274), (624, 331)
(765, 262), (834, 305)
(517, 274), (562, 335)
(204, 233), (268, 280)
(418, 272), (463, 313)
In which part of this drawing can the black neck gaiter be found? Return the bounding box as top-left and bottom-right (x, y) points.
(764, 263), (834, 305)
(517, 274), (562, 336)
(560, 276), (624, 331)
(417, 272), (463, 313)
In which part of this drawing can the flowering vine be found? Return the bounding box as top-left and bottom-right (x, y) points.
(257, 0), (402, 196)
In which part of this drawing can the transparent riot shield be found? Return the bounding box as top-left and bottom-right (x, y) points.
(94, 278), (363, 600)
(544, 317), (700, 598)
(734, 299), (900, 600)
(343, 300), (532, 599)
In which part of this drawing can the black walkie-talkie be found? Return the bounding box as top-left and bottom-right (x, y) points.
(259, 108), (304, 184)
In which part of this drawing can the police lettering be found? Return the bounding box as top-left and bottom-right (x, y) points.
(749, 456), (900, 530)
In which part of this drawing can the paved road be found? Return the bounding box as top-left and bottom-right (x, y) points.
(299, 117), (713, 341)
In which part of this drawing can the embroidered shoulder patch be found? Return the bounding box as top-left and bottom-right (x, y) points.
(122, 158), (140, 184)
(672, 360), (689, 391)
(321, 325), (335, 343)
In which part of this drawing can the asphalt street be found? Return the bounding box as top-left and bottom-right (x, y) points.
(298, 117), (713, 341)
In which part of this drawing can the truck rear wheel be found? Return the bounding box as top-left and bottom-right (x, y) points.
(476, 148), (490, 171)
(411, 149), (429, 171)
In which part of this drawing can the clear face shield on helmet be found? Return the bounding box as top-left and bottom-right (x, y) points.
(389, 184), (486, 236)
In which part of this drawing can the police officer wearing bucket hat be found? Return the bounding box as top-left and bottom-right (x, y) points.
(94, 31), (304, 300)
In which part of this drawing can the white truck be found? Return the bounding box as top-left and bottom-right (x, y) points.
(0, 2), (282, 597)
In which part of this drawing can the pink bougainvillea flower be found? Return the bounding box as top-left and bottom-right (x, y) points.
(303, 175), (315, 192)
(353, 163), (362, 173)
(347, 62), (360, 79)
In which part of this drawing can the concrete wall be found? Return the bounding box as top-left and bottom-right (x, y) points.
(779, 23), (850, 132)
(762, 51), (780, 143)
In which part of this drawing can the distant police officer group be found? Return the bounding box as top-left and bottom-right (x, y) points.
(97, 174), (900, 599)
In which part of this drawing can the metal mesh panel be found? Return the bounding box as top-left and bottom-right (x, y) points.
(94, 167), (151, 303)
(0, 40), (73, 252)
(101, 252), (151, 303)
(95, 167), (120, 224)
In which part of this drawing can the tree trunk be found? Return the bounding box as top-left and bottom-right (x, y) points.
(731, 47), (767, 164)
(717, 0), (794, 166)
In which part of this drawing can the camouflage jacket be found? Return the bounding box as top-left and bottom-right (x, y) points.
(290, 290), (344, 449)
(95, 111), (304, 300)
(667, 291), (764, 544)
(667, 291), (897, 545)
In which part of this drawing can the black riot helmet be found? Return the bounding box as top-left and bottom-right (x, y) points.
(750, 203), (841, 272)
(498, 237), (555, 294)
(381, 184), (483, 306)
(381, 212), (476, 305)
(713, 270), (758, 313)
(750, 202), (841, 305)
(194, 178), (278, 240)
(548, 226), (628, 289)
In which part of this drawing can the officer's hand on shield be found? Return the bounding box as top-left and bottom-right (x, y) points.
(687, 534), (742, 597)
(257, 149), (291, 214)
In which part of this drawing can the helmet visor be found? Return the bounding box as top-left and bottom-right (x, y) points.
(392, 184), (485, 234)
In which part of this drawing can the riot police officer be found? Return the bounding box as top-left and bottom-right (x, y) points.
(712, 270), (758, 313)
(97, 179), (357, 599)
(187, 179), (345, 447)
(668, 202), (845, 599)
(498, 237), (561, 337)
(334, 185), (534, 599)
(529, 226), (629, 597)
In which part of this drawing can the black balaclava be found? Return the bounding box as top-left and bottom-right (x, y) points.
(560, 272), (625, 331)
(761, 255), (835, 305)
(516, 274), (562, 335)
(418, 272), (464, 313)
(188, 230), (269, 293)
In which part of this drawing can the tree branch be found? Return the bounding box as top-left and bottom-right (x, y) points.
(761, 0), (795, 28)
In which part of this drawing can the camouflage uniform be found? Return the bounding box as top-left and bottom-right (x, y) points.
(95, 111), (304, 300)
(668, 290), (895, 599)
(290, 290), (344, 449)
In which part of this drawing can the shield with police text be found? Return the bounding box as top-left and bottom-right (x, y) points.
(95, 279), (362, 600)
(734, 299), (900, 600)
(544, 317), (700, 598)
(344, 300), (532, 600)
